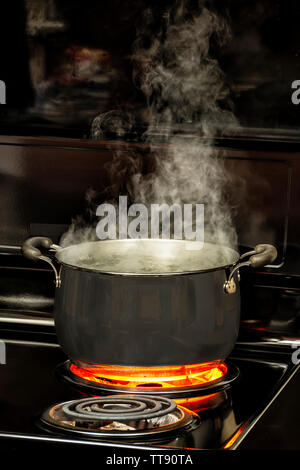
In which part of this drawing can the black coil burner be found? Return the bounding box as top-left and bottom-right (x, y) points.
(39, 395), (199, 439)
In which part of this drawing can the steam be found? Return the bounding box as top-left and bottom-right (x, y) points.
(61, 0), (238, 250)
(131, 3), (233, 135)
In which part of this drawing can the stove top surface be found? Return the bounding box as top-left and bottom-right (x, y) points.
(0, 326), (299, 453)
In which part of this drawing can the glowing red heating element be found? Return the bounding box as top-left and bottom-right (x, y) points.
(70, 361), (228, 389)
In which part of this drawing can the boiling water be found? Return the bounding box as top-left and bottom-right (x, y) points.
(57, 240), (238, 274)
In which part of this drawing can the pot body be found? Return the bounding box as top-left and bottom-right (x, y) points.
(54, 265), (240, 367)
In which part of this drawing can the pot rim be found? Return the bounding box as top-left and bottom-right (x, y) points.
(55, 238), (240, 277)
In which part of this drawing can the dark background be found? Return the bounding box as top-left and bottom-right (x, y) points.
(1, 0), (300, 138)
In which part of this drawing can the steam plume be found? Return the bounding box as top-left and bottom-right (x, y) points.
(62, 0), (238, 250)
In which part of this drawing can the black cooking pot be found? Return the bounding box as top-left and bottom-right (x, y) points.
(22, 237), (277, 367)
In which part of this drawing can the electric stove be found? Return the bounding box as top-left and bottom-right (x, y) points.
(0, 134), (300, 459)
(0, 317), (299, 456)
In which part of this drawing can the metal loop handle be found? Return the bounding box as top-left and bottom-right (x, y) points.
(22, 237), (62, 288)
(224, 244), (277, 294)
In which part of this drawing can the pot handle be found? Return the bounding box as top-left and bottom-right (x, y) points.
(224, 244), (277, 294)
(22, 237), (62, 288)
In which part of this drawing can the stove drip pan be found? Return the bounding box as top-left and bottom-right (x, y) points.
(57, 360), (239, 398)
(40, 395), (197, 439)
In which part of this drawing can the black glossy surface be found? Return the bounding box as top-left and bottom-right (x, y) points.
(0, 136), (291, 257)
(240, 366), (300, 450)
(239, 268), (300, 338)
(0, 326), (298, 450)
(2, 2), (300, 136)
